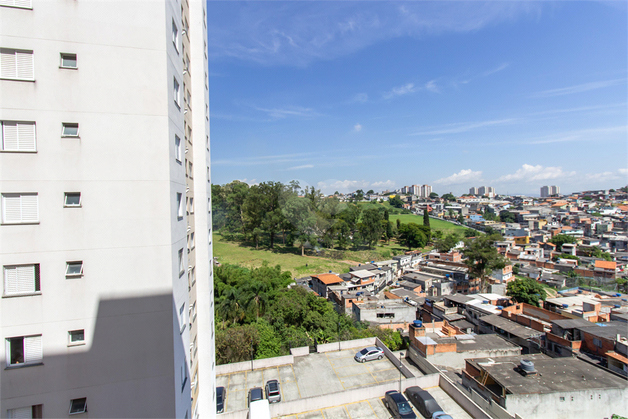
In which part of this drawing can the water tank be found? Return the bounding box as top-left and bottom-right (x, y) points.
(562, 304), (569, 308)
(614, 304), (621, 309)
(329, 270), (332, 273)
(622, 299), (627, 302)
(520, 359), (535, 372)
(413, 320), (423, 328)
(483, 300), (489, 304)
(497, 306), (504, 310)
(615, 293), (621, 297)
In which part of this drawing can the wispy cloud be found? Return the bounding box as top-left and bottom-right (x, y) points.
(424, 79), (440, 93)
(525, 126), (627, 145)
(208, 2), (542, 67)
(410, 118), (520, 136)
(351, 93), (369, 103)
(317, 179), (372, 194)
(213, 152), (314, 166)
(496, 164), (576, 182)
(530, 79), (627, 98)
(434, 169), (483, 185)
(252, 105), (322, 119)
(354, 123), (363, 132)
(371, 180), (396, 189)
(383, 83), (418, 99)
(286, 164), (314, 170)
(483, 62), (510, 77)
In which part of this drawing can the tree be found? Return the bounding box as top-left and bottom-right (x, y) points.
(354, 189), (364, 201)
(464, 229), (477, 237)
(499, 210), (516, 223)
(550, 234), (577, 251)
(389, 196), (404, 209)
(457, 215), (464, 224)
(462, 233), (506, 292)
(398, 223), (428, 250)
(282, 196), (317, 256)
(441, 193), (456, 201)
(358, 208), (383, 248)
(507, 277), (547, 307)
(429, 192), (439, 199)
(367, 189), (374, 195)
(435, 233), (461, 253)
(423, 209), (430, 228)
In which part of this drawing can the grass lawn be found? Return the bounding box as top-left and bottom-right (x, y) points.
(388, 213), (469, 234)
(213, 233), (352, 278)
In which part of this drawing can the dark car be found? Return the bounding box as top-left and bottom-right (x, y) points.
(384, 390), (417, 419)
(405, 386), (443, 419)
(247, 387), (263, 407)
(265, 379), (281, 403)
(216, 386), (225, 414)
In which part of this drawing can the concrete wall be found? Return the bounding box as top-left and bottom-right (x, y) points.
(406, 345), (440, 375)
(290, 346), (310, 357)
(439, 374), (492, 419)
(215, 355), (294, 375)
(506, 387), (628, 419)
(427, 347), (521, 370)
(375, 337), (414, 378)
(317, 337), (376, 353)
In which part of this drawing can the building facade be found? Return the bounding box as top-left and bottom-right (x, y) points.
(541, 185), (560, 197)
(0, 1), (214, 418)
(420, 184), (432, 198)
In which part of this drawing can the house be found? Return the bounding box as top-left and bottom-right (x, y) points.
(351, 300), (416, 328)
(490, 265), (513, 284)
(461, 354), (628, 419)
(311, 273), (344, 298)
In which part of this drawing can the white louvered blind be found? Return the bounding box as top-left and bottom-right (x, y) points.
(24, 335), (42, 364)
(0, 49), (34, 80)
(7, 406), (32, 419)
(4, 264), (36, 295)
(0, 0), (32, 9)
(2, 193), (38, 223)
(2, 121), (36, 151)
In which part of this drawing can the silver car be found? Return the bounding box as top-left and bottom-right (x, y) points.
(265, 379), (281, 403)
(354, 346), (384, 363)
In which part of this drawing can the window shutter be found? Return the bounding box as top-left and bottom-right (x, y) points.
(18, 122), (36, 150)
(4, 266), (19, 295)
(2, 194), (21, 223)
(7, 406), (32, 419)
(20, 194), (38, 222)
(24, 335), (42, 363)
(0, 0), (32, 8)
(16, 50), (33, 80)
(1, 48), (17, 79)
(2, 122), (19, 150)
(16, 265), (35, 293)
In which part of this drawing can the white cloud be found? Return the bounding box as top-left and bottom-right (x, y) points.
(530, 79), (626, 98)
(411, 118), (519, 136)
(584, 169), (628, 182)
(252, 105), (321, 119)
(354, 123), (363, 132)
(237, 178), (258, 186)
(317, 179), (371, 194)
(497, 164), (576, 183)
(371, 180), (396, 189)
(434, 169), (483, 185)
(383, 83), (418, 99)
(287, 164), (314, 170)
(424, 79), (440, 93)
(483, 62), (510, 76)
(351, 93), (368, 103)
(619, 168), (628, 176)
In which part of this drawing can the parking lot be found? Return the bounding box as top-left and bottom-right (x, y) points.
(216, 348), (403, 412)
(277, 385), (472, 419)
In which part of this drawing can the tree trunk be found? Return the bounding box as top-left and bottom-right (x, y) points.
(270, 231), (274, 248)
(301, 245), (305, 256)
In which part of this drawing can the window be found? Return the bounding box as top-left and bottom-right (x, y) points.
(6, 335), (42, 366)
(68, 330), (85, 346)
(186, 90), (191, 109)
(181, 363), (187, 391)
(191, 232), (195, 250)
(7, 405), (42, 419)
(2, 193), (38, 224)
(64, 192), (81, 207)
(1, 121), (36, 152)
(60, 53), (77, 69)
(593, 337), (603, 348)
(69, 398), (87, 415)
(179, 303), (186, 332)
(189, 197), (194, 214)
(178, 249), (184, 276)
(0, 48), (34, 80)
(65, 261), (83, 278)
(190, 300), (197, 322)
(172, 19), (179, 52)
(376, 313), (395, 318)
(174, 135), (182, 162)
(61, 123), (79, 137)
(0, 0), (33, 9)
(188, 161), (193, 179)
(3, 264), (40, 296)
(176, 192), (183, 219)
(173, 77), (180, 107)
(191, 267), (195, 286)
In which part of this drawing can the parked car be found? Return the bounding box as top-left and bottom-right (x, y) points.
(354, 346), (384, 363)
(216, 386), (225, 414)
(405, 386), (443, 419)
(384, 390), (417, 419)
(265, 379), (281, 403)
(432, 412), (453, 419)
(247, 387), (263, 407)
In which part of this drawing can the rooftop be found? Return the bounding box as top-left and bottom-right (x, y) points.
(467, 354), (627, 394)
(350, 270), (377, 279)
(313, 273), (344, 285)
(480, 314), (542, 339)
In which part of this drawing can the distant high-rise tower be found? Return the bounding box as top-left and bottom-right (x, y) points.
(469, 187), (478, 195)
(411, 184), (420, 196)
(0, 1), (214, 418)
(421, 184), (432, 198)
(541, 186), (560, 197)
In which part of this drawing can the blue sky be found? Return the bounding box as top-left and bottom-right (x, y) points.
(207, 1), (627, 196)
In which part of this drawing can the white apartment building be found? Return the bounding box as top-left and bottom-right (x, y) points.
(0, 1), (214, 418)
(420, 184), (432, 198)
(540, 185), (560, 197)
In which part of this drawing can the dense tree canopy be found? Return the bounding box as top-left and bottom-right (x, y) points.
(499, 210), (516, 223)
(550, 234), (577, 251)
(507, 277), (547, 307)
(389, 196), (405, 209)
(462, 233), (506, 292)
(435, 233), (461, 253)
(398, 223), (429, 250)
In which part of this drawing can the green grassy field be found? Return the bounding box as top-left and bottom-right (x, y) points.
(213, 233), (352, 278)
(388, 213), (468, 234)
